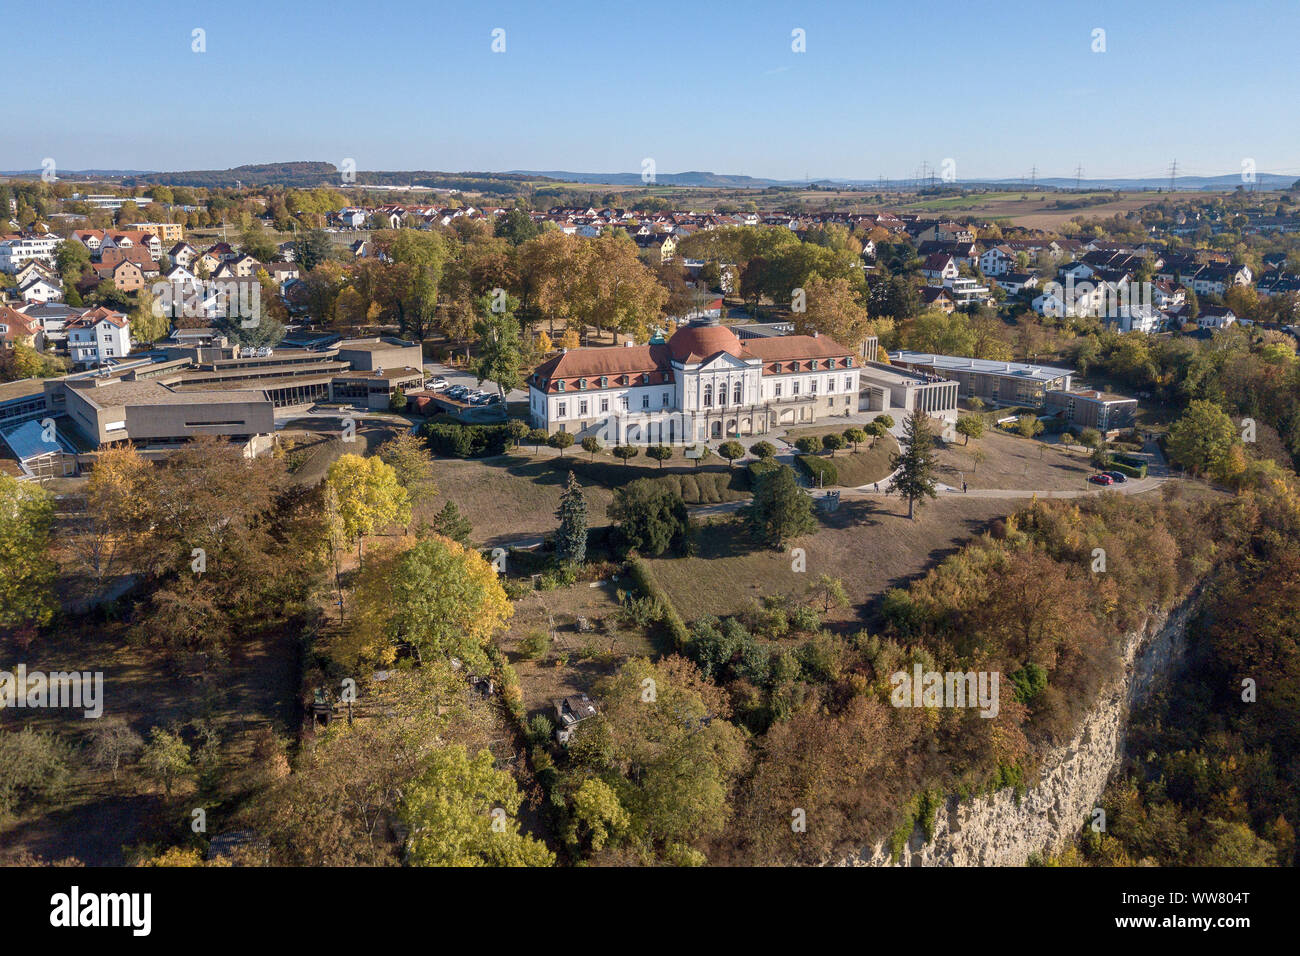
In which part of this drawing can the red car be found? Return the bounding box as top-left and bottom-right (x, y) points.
(1089, 473), (1115, 486)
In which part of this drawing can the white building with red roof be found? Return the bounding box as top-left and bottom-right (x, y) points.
(527, 317), (862, 443)
(66, 306), (130, 366)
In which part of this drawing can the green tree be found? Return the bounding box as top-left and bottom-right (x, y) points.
(377, 432), (439, 506)
(581, 436), (603, 459)
(843, 428), (867, 452)
(473, 295), (524, 398)
(429, 500), (472, 546)
(750, 440), (777, 459)
(567, 657), (746, 862)
(955, 415), (985, 445)
(718, 440), (745, 468)
(612, 445), (640, 467)
(139, 727), (193, 798)
(747, 464), (817, 548)
(402, 745), (554, 867)
(556, 471), (588, 566)
(1166, 399), (1239, 477)
(794, 435), (823, 455)
(0, 728), (72, 817)
(388, 537), (513, 670)
(0, 474), (56, 634)
(610, 479), (691, 557)
(887, 410), (939, 519)
(807, 574), (849, 613)
(646, 445), (673, 468)
(821, 433), (846, 457)
(565, 777), (630, 853)
(547, 431), (574, 457)
(1015, 414), (1044, 438)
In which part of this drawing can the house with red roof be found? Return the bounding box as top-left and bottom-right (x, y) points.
(526, 316), (862, 442)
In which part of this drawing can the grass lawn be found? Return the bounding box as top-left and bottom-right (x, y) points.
(423, 451), (749, 547)
(936, 429), (1093, 491)
(786, 430), (899, 487)
(646, 495), (1020, 629)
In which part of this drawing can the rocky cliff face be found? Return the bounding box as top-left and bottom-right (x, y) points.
(840, 599), (1195, 867)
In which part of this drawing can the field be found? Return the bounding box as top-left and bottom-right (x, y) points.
(422, 451), (748, 547)
(645, 495), (1018, 629)
(935, 429), (1094, 491)
(782, 428), (899, 487)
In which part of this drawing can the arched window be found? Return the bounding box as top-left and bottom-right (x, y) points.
(733, 382), (742, 404)
(703, 384), (713, 406)
(718, 382), (727, 405)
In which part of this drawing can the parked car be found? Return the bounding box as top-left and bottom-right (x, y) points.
(1089, 473), (1115, 485)
(447, 385), (468, 399)
(470, 392), (491, 405)
(1104, 471), (1129, 484)
(484, 393), (503, 405)
(426, 378), (449, 391)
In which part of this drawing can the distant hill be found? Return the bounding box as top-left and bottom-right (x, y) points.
(4, 163), (1293, 194)
(510, 169), (789, 188)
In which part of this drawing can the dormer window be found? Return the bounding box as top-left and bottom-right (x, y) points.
(578, 378), (587, 390)
(846, 357), (854, 367)
(600, 376), (608, 388)
(642, 373), (650, 384)
(811, 359), (819, 370)
(557, 380), (565, 392)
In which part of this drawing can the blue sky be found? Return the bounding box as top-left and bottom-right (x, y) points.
(6, 0), (1298, 181)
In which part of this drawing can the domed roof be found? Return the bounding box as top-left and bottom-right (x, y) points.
(667, 319), (743, 363)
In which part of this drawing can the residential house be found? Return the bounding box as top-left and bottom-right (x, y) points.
(66, 307), (130, 365)
(921, 253), (959, 284)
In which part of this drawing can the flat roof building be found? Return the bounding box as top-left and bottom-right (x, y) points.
(889, 351), (1074, 406)
(1043, 388), (1138, 435)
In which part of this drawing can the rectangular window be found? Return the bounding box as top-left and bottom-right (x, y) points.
(621, 397), (629, 410)
(662, 392), (669, 406)
(774, 383), (782, 397)
(827, 379), (835, 392)
(579, 400), (588, 416)
(642, 395), (649, 408)
(792, 382), (800, 395)
(844, 375), (852, 390)
(558, 402), (567, 417)
(600, 398), (609, 413)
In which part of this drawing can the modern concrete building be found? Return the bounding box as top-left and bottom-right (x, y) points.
(857, 361), (960, 419)
(889, 352), (1074, 407)
(46, 377), (274, 448)
(1043, 388), (1138, 435)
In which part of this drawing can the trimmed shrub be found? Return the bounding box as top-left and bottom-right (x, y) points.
(796, 454), (838, 487)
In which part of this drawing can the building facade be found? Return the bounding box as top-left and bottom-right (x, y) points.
(528, 318), (862, 442)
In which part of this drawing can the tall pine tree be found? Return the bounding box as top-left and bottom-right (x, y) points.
(887, 410), (939, 520)
(556, 472), (588, 565)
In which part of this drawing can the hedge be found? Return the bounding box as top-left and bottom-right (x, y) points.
(796, 454), (838, 487)
(627, 557), (690, 651)
(1109, 461), (1147, 479)
(421, 421), (513, 458)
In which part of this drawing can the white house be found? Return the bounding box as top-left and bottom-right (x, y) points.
(921, 253), (959, 284)
(979, 245), (1014, 276)
(66, 307), (131, 365)
(0, 234), (62, 273)
(1197, 306), (1238, 330)
(18, 275), (62, 304)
